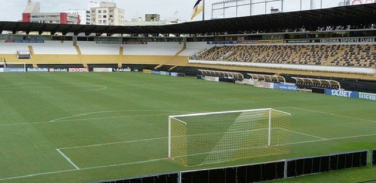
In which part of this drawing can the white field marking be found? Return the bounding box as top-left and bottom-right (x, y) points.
(281, 107), (376, 123)
(289, 133), (376, 145)
(0, 158), (166, 182)
(56, 149), (80, 170)
(59, 137), (167, 150)
(281, 129), (328, 140)
(0, 110), (193, 127)
(2, 133), (376, 181)
(49, 110), (192, 122)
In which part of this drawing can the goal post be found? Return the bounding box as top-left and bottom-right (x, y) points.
(168, 108), (291, 166)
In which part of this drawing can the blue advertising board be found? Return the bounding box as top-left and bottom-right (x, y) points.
(274, 83), (298, 91)
(13, 40), (44, 43)
(4, 68), (25, 72)
(325, 89), (359, 98)
(151, 70), (160, 75)
(207, 41), (237, 44)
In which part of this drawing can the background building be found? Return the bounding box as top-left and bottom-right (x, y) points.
(65, 9), (90, 25)
(22, 0), (79, 24)
(145, 14), (160, 22)
(90, 2), (125, 25)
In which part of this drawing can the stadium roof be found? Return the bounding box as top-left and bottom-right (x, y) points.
(1, 3), (376, 36)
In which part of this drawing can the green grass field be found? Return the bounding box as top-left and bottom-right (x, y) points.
(0, 72), (375, 183)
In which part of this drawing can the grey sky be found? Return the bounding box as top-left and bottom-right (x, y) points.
(0, 0), (362, 22)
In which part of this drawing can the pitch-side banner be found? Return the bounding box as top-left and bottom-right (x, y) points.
(325, 89), (359, 98)
(254, 81), (274, 89)
(27, 68), (49, 72)
(69, 68), (89, 73)
(274, 83), (297, 91)
(359, 92), (376, 101)
(93, 68), (112, 72)
(49, 68), (68, 72)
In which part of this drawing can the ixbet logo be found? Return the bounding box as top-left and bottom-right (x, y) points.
(331, 90), (353, 97)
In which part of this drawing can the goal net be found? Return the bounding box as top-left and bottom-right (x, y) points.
(168, 108), (291, 166)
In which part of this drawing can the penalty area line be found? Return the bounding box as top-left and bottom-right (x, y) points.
(56, 149), (80, 170)
(0, 158), (167, 181)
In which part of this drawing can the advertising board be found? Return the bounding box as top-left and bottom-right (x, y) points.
(254, 81), (274, 89)
(49, 68), (68, 72)
(207, 41), (237, 44)
(325, 89), (359, 98)
(143, 69), (152, 74)
(274, 84), (298, 91)
(10, 40), (44, 43)
(170, 72), (178, 77)
(204, 76), (219, 82)
(151, 70), (160, 75)
(93, 68), (113, 72)
(4, 68), (25, 72)
(27, 68), (49, 72)
(237, 40), (258, 44)
(160, 71), (168, 76)
(69, 68), (89, 73)
(113, 68), (131, 72)
(0, 68), (3, 72)
(359, 92), (376, 101)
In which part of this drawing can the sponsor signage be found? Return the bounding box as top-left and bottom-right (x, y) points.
(93, 68), (113, 72)
(237, 40), (259, 44)
(204, 76), (219, 82)
(151, 70), (160, 75)
(287, 40), (310, 43)
(359, 92), (376, 101)
(49, 68), (68, 72)
(123, 41), (147, 44)
(143, 69), (152, 74)
(69, 68), (89, 73)
(254, 81), (274, 89)
(96, 41), (148, 44)
(320, 37), (375, 43)
(325, 89), (359, 98)
(113, 68), (131, 72)
(237, 40), (257, 44)
(4, 68), (25, 72)
(0, 68), (3, 72)
(160, 71), (168, 76)
(170, 72), (178, 77)
(207, 41), (237, 44)
(274, 83), (298, 91)
(6, 40), (44, 43)
(258, 40), (284, 44)
(27, 68), (49, 72)
(96, 41), (122, 44)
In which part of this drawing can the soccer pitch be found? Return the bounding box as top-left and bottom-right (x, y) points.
(0, 72), (375, 183)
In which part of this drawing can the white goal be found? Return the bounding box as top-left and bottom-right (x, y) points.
(168, 108), (291, 166)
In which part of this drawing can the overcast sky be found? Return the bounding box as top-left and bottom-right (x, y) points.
(0, 0), (367, 22)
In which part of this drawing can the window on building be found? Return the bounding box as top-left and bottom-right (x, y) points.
(109, 10), (114, 13)
(98, 15), (102, 18)
(109, 15), (113, 18)
(103, 10), (107, 13)
(103, 15), (107, 18)
(103, 20), (107, 24)
(99, 20), (102, 23)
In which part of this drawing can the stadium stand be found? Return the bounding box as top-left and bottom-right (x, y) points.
(194, 44), (376, 68)
(33, 41), (77, 55)
(78, 41), (120, 55)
